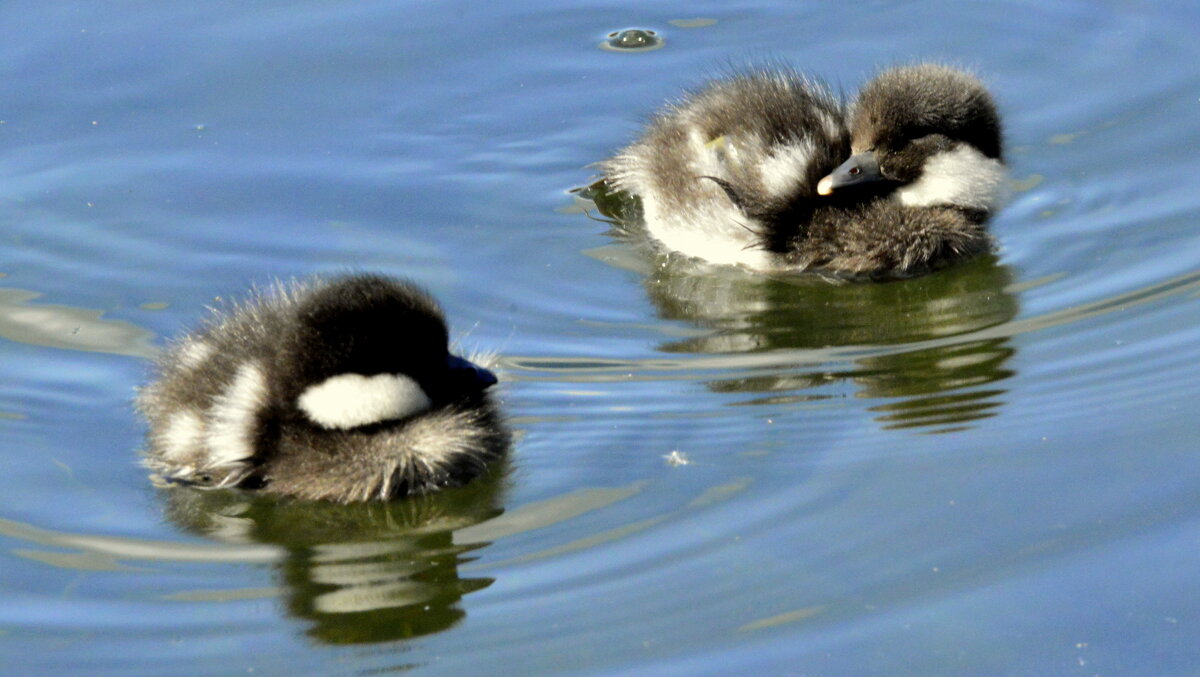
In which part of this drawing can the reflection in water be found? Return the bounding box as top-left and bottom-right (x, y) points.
(5, 473), (655, 647)
(579, 182), (1020, 432)
(159, 466), (509, 644)
(0, 286), (157, 358)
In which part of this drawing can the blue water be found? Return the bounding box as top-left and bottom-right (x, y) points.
(3, 1), (1200, 674)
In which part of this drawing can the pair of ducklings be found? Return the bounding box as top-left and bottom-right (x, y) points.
(140, 64), (1007, 503)
(602, 63), (1006, 275)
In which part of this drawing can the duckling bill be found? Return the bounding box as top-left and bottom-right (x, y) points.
(601, 64), (1007, 278)
(137, 274), (508, 503)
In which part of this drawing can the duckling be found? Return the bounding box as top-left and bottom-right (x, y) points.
(136, 274), (507, 503)
(601, 64), (1007, 277)
(602, 68), (849, 269)
(806, 64), (1006, 274)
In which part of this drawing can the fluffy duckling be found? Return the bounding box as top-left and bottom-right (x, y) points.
(137, 274), (507, 503)
(602, 69), (848, 269)
(806, 64), (1006, 274)
(601, 64), (1007, 277)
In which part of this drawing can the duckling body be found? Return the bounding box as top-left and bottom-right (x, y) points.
(602, 70), (849, 268)
(137, 274), (507, 503)
(602, 65), (1006, 277)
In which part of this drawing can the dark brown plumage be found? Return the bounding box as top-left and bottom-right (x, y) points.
(601, 64), (1007, 278)
(784, 201), (991, 276)
(137, 274), (508, 503)
(850, 64), (1003, 163)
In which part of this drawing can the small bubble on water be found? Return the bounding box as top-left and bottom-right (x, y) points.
(600, 28), (665, 53)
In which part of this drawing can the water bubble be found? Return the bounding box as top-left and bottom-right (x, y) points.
(600, 28), (665, 53)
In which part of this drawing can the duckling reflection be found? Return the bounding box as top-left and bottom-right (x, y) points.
(579, 196), (1019, 431)
(158, 463), (509, 644)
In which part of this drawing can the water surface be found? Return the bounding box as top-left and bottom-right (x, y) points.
(3, 1), (1200, 675)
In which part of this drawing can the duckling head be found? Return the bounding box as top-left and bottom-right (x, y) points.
(817, 64), (1006, 213)
(280, 274), (497, 431)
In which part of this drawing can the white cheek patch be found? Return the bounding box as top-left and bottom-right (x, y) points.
(299, 373), (432, 430)
(895, 144), (1008, 212)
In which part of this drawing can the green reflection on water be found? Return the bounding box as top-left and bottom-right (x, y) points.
(577, 181), (1022, 433)
(139, 471), (651, 645)
(156, 469), (510, 645)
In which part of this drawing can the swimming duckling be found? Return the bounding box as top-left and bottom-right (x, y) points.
(602, 69), (848, 269)
(137, 274), (507, 503)
(601, 64), (1006, 277)
(805, 64), (1006, 274)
